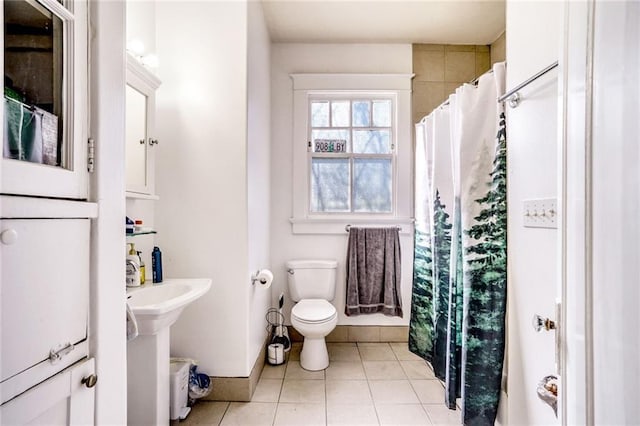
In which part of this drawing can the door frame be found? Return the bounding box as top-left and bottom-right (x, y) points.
(559, 0), (595, 424)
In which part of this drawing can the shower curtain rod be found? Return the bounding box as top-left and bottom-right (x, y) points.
(419, 68), (495, 123)
(497, 61), (558, 103)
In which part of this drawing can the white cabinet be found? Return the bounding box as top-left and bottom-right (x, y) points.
(0, 214), (92, 404)
(2, 0), (89, 199)
(0, 358), (96, 426)
(126, 54), (161, 197)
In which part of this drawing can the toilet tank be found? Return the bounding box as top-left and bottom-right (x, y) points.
(286, 259), (338, 302)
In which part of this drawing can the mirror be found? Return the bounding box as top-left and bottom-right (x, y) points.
(126, 85), (148, 190)
(125, 53), (160, 196)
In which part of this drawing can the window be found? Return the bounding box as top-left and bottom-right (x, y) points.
(290, 74), (413, 234)
(309, 98), (394, 213)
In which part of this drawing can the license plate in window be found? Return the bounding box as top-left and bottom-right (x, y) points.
(314, 139), (346, 153)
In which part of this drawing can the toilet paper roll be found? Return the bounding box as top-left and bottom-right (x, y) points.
(268, 343), (285, 365)
(254, 269), (274, 288)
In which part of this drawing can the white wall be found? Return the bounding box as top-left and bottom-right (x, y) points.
(270, 44), (414, 326)
(125, 0), (156, 57)
(155, 1), (251, 377)
(505, 1), (562, 424)
(247, 0), (272, 371)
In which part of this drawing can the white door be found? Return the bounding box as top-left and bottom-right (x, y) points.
(561, 1), (640, 423)
(0, 358), (96, 425)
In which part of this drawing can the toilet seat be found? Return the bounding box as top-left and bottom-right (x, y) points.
(291, 299), (337, 324)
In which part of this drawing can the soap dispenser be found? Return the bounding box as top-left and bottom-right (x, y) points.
(126, 243), (141, 287)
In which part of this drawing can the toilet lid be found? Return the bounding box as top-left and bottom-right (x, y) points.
(292, 299), (336, 323)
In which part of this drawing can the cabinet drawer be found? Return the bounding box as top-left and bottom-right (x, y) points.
(0, 219), (89, 385)
(0, 358), (95, 425)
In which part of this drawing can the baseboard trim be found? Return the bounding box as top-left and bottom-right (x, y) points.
(205, 337), (268, 402)
(289, 325), (409, 343)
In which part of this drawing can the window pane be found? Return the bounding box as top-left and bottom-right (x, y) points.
(311, 158), (350, 212)
(311, 129), (349, 152)
(331, 101), (350, 127)
(4, 0), (65, 167)
(353, 158), (392, 212)
(352, 101), (370, 127)
(372, 100), (392, 127)
(353, 130), (391, 154)
(311, 101), (329, 127)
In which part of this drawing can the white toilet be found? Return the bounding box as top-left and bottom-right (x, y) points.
(286, 259), (338, 371)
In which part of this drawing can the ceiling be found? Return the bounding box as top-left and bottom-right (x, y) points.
(261, 0), (506, 45)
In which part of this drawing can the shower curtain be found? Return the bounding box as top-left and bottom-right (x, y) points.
(409, 62), (506, 425)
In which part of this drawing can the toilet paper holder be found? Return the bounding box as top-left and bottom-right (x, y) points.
(251, 269), (273, 287)
(251, 271), (267, 285)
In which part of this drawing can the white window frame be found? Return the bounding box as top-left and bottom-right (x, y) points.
(290, 74), (414, 234)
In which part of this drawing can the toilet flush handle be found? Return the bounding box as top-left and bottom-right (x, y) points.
(287, 269), (294, 275)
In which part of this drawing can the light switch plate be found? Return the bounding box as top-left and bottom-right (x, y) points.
(523, 198), (557, 229)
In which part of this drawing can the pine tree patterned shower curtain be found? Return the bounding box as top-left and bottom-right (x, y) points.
(409, 62), (506, 425)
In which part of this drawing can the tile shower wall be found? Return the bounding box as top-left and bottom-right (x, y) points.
(491, 32), (507, 65)
(412, 44), (493, 123)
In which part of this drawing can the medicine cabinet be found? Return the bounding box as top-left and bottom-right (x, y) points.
(126, 53), (161, 198)
(2, 0), (88, 199)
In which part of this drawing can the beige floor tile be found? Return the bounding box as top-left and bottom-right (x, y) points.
(363, 360), (407, 380)
(326, 380), (372, 404)
(273, 403), (326, 426)
(375, 404), (432, 425)
(411, 380), (446, 404)
(182, 401), (229, 425)
(219, 402), (277, 426)
(389, 343), (425, 361)
(284, 361), (325, 380)
(327, 403), (380, 426)
(358, 343), (396, 361)
(251, 379), (283, 402)
(288, 342), (302, 361)
(279, 379), (325, 403)
(423, 404), (462, 425)
(261, 363), (286, 379)
(400, 360), (436, 380)
(325, 361), (366, 380)
(368, 380), (420, 404)
(328, 343), (361, 361)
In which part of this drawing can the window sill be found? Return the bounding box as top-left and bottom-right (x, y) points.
(289, 217), (414, 235)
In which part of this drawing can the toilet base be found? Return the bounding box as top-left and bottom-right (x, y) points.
(299, 337), (329, 371)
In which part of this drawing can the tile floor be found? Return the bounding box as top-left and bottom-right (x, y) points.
(181, 342), (462, 426)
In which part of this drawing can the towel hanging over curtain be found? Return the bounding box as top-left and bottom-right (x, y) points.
(345, 227), (402, 317)
(409, 62), (507, 426)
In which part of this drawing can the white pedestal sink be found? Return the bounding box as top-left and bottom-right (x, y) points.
(126, 278), (211, 426)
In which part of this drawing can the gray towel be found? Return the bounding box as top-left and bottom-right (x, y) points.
(345, 227), (403, 317)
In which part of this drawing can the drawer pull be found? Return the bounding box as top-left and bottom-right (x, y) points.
(49, 342), (75, 364)
(0, 229), (18, 245)
(81, 374), (98, 388)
